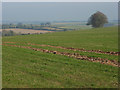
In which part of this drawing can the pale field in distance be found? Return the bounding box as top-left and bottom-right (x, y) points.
(1, 29), (53, 34)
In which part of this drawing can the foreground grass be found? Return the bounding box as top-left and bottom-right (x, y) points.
(2, 26), (118, 88)
(2, 46), (118, 88)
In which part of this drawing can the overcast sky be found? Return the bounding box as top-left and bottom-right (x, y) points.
(2, 2), (118, 22)
(1, 0), (119, 2)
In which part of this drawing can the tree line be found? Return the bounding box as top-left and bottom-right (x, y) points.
(2, 22), (51, 29)
(2, 30), (16, 36)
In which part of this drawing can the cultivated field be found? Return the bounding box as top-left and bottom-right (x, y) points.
(2, 26), (118, 88)
(1, 29), (53, 34)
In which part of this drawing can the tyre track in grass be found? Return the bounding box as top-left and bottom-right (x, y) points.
(2, 43), (119, 67)
(3, 42), (119, 56)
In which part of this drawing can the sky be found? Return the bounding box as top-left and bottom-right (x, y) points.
(1, 0), (119, 2)
(2, 2), (118, 23)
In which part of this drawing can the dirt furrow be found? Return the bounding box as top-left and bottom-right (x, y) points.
(3, 42), (119, 56)
(27, 43), (119, 56)
(2, 43), (119, 67)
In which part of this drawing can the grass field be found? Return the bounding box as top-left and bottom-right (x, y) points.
(2, 26), (118, 88)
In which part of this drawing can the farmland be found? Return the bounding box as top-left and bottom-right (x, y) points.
(2, 22), (92, 33)
(1, 29), (53, 34)
(2, 26), (118, 88)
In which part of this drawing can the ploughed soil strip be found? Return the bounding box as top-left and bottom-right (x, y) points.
(27, 43), (119, 56)
(2, 43), (119, 67)
(3, 42), (119, 56)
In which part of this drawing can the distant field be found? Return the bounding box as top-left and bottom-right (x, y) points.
(53, 22), (86, 25)
(2, 26), (118, 88)
(1, 29), (53, 34)
(52, 22), (92, 30)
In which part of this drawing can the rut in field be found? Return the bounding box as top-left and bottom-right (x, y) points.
(3, 41), (119, 56)
(2, 43), (119, 67)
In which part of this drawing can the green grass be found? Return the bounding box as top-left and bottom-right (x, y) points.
(58, 25), (92, 30)
(3, 26), (118, 51)
(2, 46), (118, 88)
(4, 42), (118, 61)
(2, 26), (118, 88)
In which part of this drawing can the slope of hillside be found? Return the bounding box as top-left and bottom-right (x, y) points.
(2, 26), (118, 88)
(3, 26), (118, 51)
